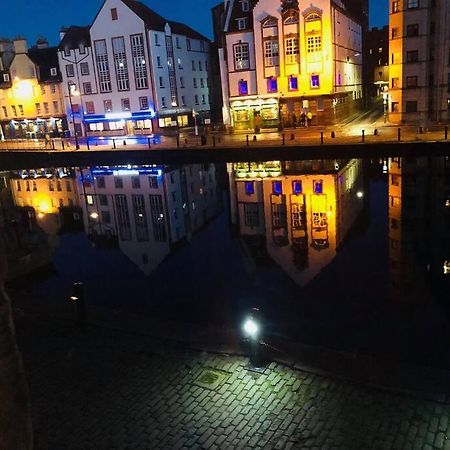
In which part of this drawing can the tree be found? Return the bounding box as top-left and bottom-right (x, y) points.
(0, 238), (33, 449)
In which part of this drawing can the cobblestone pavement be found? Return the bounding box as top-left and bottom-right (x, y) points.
(14, 314), (450, 450)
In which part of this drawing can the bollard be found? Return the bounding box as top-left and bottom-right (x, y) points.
(86, 140), (90, 151)
(282, 133), (285, 145)
(362, 130), (365, 142)
(153, 138), (157, 145)
(70, 282), (86, 330)
(176, 136), (180, 148)
(290, 133), (295, 141)
(374, 129), (378, 136)
(397, 128), (401, 142)
(445, 126), (448, 140)
(113, 139), (116, 149)
(218, 137), (221, 144)
(61, 140), (65, 150)
(123, 140), (127, 146)
(331, 131), (335, 139)
(246, 135), (249, 146)
(253, 135), (257, 142)
(94, 140), (98, 146)
(213, 135), (216, 147)
(51, 139), (55, 150)
(184, 138), (188, 147)
(320, 131), (324, 144)
(148, 137), (152, 149)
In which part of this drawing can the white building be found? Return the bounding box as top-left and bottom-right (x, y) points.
(58, 0), (211, 137)
(76, 164), (221, 274)
(218, 0), (363, 131)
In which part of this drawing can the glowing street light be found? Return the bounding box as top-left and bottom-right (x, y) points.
(356, 191), (364, 198)
(243, 308), (265, 370)
(243, 316), (259, 337)
(68, 81), (80, 150)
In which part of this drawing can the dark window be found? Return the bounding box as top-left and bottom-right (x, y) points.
(115, 177), (123, 188)
(132, 176), (141, 189)
(111, 8), (118, 20)
(313, 180), (323, 194)
(244, 203), (260, 227)
(406, 76), (418, 88)
(406, 101), (418, 113)
(406, 50), (418, 63)
(149, 176), (158, 189)
(407, 0), (419, 8)
(245, 181), (254, 195)
(292, 180), (302, 195)
(99, 195), (108, 206)
(406, 24), (419, 37)
(273, 181), (283, 195)
(97, 176), (105, 188)
(101, 211), (111, 223)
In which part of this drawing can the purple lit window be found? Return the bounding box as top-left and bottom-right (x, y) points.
(313, 180), (323, 194)
(238, 79), (248, 95)
(292, 180), (302, 195)
(245, 181), (255, 195)
(311, 75), (320, 88)
(273, 180), (283, 195)
(289, 76), (298, 91)
(267, 77), (278, 93)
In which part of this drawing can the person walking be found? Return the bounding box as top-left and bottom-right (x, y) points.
(44, 133), (51, 149)
(307, 111), (313, 127)
(300, 112), (306, 127)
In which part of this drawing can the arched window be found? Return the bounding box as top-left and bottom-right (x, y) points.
(262, 16), (278, 28)
(305, 13), (321, 22)
(283, 12), (299, 25)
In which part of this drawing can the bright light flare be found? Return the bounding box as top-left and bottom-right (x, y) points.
(357, 191), (364, 198)
(243, 318), (259, 337)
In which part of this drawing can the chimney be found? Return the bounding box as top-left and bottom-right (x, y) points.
(36, 38), (49, 49)
(13, 37), (27, 54)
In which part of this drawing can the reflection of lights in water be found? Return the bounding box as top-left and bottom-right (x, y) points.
(444, 261), (450, 275)
(37, 212), (45, 219)
(445, 199), (450, 208)
(357, 191), (364, 198)
(243, 318), (258, 337)
(138, 213), (144, 218)
(90, 212), (99, 220)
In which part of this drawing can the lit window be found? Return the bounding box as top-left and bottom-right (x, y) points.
(237, 18), (247, 30)
(234, 43), (250, 70)
(444, 261), (450, 275)
(292, 180), (302, 195)
(50, 67), (57, 76)
(392, 0), (400, 12)
(241, 0), (249, 12)
(311, 75), (320, 88)
(313, 180), (323, 194)
(272, 181), (282, 195)
(86, 195), (94, 205)
(264, 39), (279, 66)
(289, 76), (298, 91)
(267, 77), (277, 93)
(245, 181), (254, 195)
(238, 79), (248, 95)
(307, 36), (322, 53)
(285, 36), (300, 64)
(407, 0), (419, 8)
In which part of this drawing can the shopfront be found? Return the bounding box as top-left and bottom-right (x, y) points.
(231, 98), (279, 132)
(1, 117), (66, 139)
(84, 112), (154, 137)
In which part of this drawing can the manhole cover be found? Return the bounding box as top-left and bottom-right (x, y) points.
(194, 368), (229, 390)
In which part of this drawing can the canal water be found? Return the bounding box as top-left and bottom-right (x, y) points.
(1, 156), (449, 368)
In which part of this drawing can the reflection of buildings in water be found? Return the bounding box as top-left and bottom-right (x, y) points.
(229, 159), (365, 286)
(9, 168), (81, 235)
(76, 164), (221, 275)
(388, 156), (450, 303)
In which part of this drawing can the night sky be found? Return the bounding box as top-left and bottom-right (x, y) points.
(0, 0), (388, 46)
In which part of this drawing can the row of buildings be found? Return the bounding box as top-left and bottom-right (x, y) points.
(0, 0), (448, 140)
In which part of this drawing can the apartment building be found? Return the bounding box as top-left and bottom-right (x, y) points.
(364, 26), (389, 100)
(389, 0), (450, 123)
(0, 38), (65, 139)
(58, 0), (211, 137)
(228, 158), (364, 286)
(218, 0), (363, 131)
(76, 164), (221, 274)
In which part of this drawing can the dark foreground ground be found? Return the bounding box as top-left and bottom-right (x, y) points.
(12, 292), (450, 450)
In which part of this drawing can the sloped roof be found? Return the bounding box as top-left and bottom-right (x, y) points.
(58, 26), (91, 51)
(168, 21), (209, 41)
(28, 46), (62, 83)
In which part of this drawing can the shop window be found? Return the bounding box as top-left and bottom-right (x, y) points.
(238, 79), (248, 95)
(267, 77), (278, 93)
(245, 181), (255, 195)
(313, 180), (323, 194)
(273, 181), (282, 195)
(311, 75), (320, 88)
(292, 180), (302, 195)
(289, 76), (298, 91)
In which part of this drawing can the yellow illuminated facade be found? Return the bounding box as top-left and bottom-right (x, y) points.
(220, 0), (363, 131)
(0, 39), (66, 139)
(228, 159), (364, 286)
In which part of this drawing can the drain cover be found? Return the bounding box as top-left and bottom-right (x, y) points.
(194, 369), (229, 390)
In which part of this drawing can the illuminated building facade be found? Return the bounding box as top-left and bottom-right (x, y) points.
(218, 0), (363, 131)
(388, 156), (450, 303)
(0, 38), (66, 139)
(364, 26), (389, 100)
(58, 0), (211, 137)
(76, 164), (221, 274)
(389, 0), (450, 123)
(228, 159), (364, 285)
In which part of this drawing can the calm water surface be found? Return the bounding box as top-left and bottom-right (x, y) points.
(2, 156), (449, 368)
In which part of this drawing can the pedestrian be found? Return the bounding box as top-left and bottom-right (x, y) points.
(44, 133), (51, 149)
(300, 112), (306, 127)
(307, 111), (313, 127)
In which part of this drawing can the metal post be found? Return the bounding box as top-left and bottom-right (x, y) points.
(445, 126), (448, 140)
(362, 129), (365, 143)
(398, 128), (401, 142)
(213, 135), (216, 147)
(320, 131), (324, 144)
(176, 136), (180, 148)
(148, 137), (152, 149)
(51, 139), (55, 150)
(282, 133), (285, 145)
(86, 139), (90, 151)
(113, 139), (116, 149)
(61, 140), (65, 151)
(71, 282), (86, 330)
(246, 135), (249, 146)
(68, 82), (80, 150)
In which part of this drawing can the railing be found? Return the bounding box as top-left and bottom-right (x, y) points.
(0, 125), (449, 152)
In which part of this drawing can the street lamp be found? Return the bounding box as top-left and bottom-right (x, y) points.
(382, 86), (389, 124)
(243, 308), (264, 369)
(278, 92), (284, 132)
(193, 109), (199, 136)
(68, 81), (80, 150)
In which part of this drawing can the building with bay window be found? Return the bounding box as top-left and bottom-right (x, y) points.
(218, 0), (363, 131)
(58, 0), (211, 137)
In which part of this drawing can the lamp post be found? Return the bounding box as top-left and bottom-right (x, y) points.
(383, 86), (389, 124)
(68, 81), (80, 150)
(243, 308), (264, 369)
(193, 109), (199, 136)
(278, 92), (284, 132)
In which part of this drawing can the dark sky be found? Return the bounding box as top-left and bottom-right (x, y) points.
(0, 0), (388, 46)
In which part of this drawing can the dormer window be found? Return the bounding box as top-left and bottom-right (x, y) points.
(237, 18), (248, 30)
(79, 43), (86, 54)
(262, 17), (278, 28)
(284, 12), (299, 25)
(64, 47), (70, 57)
(50, 68), (57, 76)
(305, 13), (321, 22)
(3, 74), (10, 82)
(241, 0), (250, 12)
(111, 8), (118, 20)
